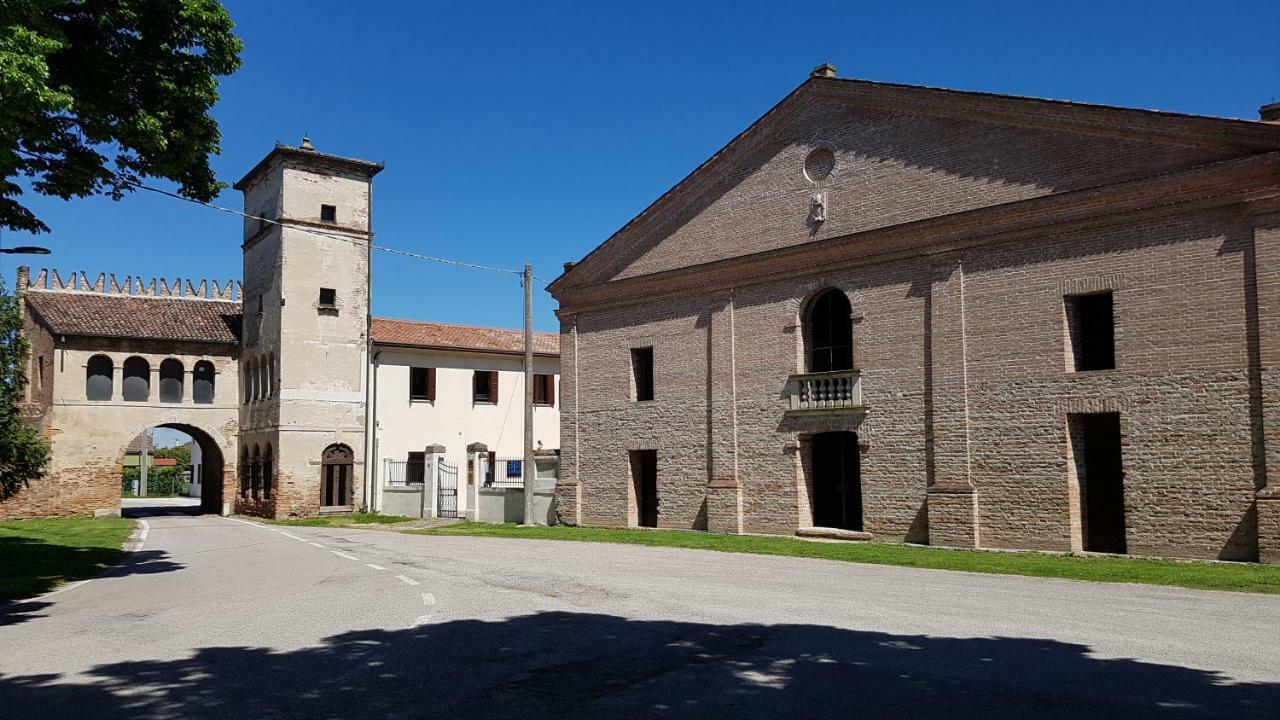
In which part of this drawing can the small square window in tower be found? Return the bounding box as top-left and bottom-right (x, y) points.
(318, 288), (337, 308)
(1065, 292), (1115, 371)
(631, 347), (654, 401)
(320, 204), (337, 223)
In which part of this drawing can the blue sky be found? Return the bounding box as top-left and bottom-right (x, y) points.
(4, 0), (1279, 337)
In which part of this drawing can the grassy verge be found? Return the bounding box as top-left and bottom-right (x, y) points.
(411, 523), (1280, 594)
(0, 517), (137, 603)
(262, 513), (416, 528)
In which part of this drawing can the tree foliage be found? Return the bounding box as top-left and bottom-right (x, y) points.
(153, 442), (191, 468)
(0, 0), (242, 233)
(0, 280), (49, 500)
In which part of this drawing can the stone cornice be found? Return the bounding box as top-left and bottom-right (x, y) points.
(813, 77), (1280, 152)
(555, 152), (1280, 315)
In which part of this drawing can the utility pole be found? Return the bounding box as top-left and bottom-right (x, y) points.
(522, 263), (539, 524)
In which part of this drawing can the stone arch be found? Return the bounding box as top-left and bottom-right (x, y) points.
(122, 356), (150, 401)
(86, 354), (113, 400)
(193, 360), (215, 404)
(159, 358), (184, 403)
(117, 422), (227, 515)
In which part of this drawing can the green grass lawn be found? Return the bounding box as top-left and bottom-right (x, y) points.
(262, 512), (416, 528)
(0, 517), (137, 603)
(412, 523), (1280, 594)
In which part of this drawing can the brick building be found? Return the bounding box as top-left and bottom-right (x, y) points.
(550, 65), (1280, 563)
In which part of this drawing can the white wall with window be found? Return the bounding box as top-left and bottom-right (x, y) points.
(368, 344), (559, 516)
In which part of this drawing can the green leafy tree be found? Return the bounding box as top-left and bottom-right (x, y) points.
(0, 280), (49, 499)
(153, 442), (191, 468)
(1, 0), (242, 233)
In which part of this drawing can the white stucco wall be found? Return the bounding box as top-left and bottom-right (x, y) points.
(369, 346), (559, 514)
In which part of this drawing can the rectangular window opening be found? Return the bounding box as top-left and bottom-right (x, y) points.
(473, 370), (497, 404)
(533, 373), (554, 406)
(320, 204), (337, 223)
(632, 347), (654, 402)
(410, 367), (434, 401)
(406, 451), (425, 485)
(1065, 292), (1115, 372)
(318, 288), (337, 308)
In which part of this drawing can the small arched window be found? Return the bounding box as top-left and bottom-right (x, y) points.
(805, 289), (854, 373)
(159, 359), (184, 403)
(251, 444), (262, 499)
(243, 358), (254, 403)
(86, 355), (113, 400)
(239, 446), (250, 499)
(262, 444), (274, 500)
(122, 357), (151, 402)
(193, 361), (215, 404)
(257, 358), (268, 400)
(267, 352), (276, 398)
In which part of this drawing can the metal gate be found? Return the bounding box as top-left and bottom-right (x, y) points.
(437, 458), (458, 518)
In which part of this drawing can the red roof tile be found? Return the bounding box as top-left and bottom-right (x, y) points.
(372, 317), (559, 356)
(25, 292), (241, 344)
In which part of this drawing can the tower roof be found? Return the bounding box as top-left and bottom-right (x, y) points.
(233, 141), (384, 191)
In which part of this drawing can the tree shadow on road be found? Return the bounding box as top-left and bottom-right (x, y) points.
(0, 611), (1276, 719)
(0, 542), (181, 622)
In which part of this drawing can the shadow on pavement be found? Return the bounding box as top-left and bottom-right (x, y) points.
(0, 539), (182, 624)
(0, 611), (1275, 719)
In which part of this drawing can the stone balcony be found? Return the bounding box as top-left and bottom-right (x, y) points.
(785, 369), (865, 414)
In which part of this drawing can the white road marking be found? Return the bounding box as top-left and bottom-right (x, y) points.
(280, 532), (304, 541)
(309, 542), (326, 548)
(365, 564), (386, 571)
(136, 519), (150, 547)
(332, 551), (359, 561)
(395, 575), (420, 586)
(35, 579), (91, 600)
(224, 517), (265, 528)
(421, 593), (435, 606)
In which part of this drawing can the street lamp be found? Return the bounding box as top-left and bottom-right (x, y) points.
(0, 246), (51, 255)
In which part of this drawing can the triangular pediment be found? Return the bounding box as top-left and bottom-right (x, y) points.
(555, 76), (1280, 291)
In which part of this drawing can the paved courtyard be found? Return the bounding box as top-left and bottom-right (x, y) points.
(1, 503), (1278, 718)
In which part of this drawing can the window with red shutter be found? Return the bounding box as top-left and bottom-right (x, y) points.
(474, 370), (498, 404)
(534, 374), (554, 406)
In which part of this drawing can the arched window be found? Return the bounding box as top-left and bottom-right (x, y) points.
(243, 358), (254, 403)
(159, 359), (184, 403)
(805, 289), (854, 373)
(266, 352), (276, 398)
(193, 361), (215, 404)
(257, 358), (268, 401)
(321, 444), (354, 508)
(239, 446), (250, 499)
(86, 355), (113, 400)
(251, 444), (262, 499)
(262, 444), (274, 500)
(122, 357), (151, 401)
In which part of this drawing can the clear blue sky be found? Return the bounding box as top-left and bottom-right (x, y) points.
(4, 0), (1278, 333)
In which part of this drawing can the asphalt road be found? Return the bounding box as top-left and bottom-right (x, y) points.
(1, 501), (1278, 719)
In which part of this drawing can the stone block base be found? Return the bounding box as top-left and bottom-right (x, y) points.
(1259, 491), (1280, 565)
(927, 486), (979, 548)
(706, 476), (743, 534)
(554, 480), (581, 526)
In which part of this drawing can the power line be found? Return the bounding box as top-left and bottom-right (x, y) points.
(12, 148), (552, 285)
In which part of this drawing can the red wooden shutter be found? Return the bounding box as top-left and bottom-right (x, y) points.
(426, 368), (436, 402)
(488, 371), (498, 403)
(545, 375), (555, 407)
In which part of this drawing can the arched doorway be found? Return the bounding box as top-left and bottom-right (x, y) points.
(810, 431), (862, 531)
(119, 424), (225, 516)
(321, 444), (354, 511)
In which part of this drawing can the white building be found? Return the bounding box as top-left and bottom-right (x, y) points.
(367, 317), (559, 518)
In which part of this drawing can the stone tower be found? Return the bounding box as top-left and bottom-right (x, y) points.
(233, 140), (384, 518)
